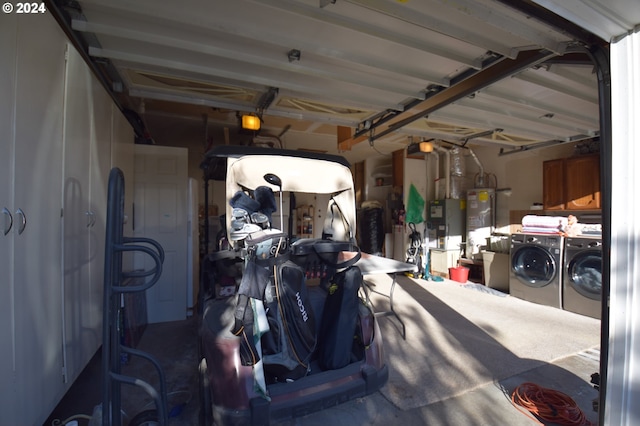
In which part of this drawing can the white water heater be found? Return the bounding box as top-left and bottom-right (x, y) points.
(466, 188), (495, 260)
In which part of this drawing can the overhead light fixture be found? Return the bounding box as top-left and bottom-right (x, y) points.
(407, 137), (434, 155)
(419, 141), (434, 152)
(241, 114), (261, 131)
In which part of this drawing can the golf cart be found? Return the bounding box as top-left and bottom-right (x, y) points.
(198, 146), (388, 425)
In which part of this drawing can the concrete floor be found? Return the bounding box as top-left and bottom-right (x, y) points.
(279, 350), (600, 425)
(45, 317), (200, 426)
(46, 277), (601, 426)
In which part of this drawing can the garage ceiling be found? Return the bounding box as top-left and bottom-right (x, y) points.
(48, 0), (635, 159)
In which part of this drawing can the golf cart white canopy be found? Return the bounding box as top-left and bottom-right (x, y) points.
(207, 147), (357, 242)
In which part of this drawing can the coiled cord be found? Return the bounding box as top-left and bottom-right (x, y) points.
(511, 382), (593, 426)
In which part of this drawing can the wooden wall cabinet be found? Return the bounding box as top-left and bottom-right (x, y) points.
(565, 154), (601, 210)
(543, 154), (600, 211)
(392, 149), (404, 188)
(543, 158), (566, 210)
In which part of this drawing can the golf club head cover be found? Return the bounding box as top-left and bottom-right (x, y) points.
(254, 186), (277, 223)
(230, 190), (261, 214)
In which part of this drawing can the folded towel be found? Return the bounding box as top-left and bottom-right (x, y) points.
(580, 224), (602, 236)
(522, 215), (568, 230)
(522, 227), (562, 235)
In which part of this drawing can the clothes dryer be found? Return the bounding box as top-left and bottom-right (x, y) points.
(509, 233), (564, 308)
(563, 236), (602, 319)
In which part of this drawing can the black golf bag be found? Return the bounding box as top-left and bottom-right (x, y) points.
(231, 230), (317, 382)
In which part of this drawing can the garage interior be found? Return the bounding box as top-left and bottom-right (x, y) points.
(3, 0), (640, 425)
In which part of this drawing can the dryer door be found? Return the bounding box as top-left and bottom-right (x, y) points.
(567, 251), (602, 300)
(511, 245), (558, 288)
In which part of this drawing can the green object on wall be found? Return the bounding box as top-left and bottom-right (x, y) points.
(406, 184), (425, 224)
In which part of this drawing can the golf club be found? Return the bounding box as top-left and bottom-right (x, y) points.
(264, 173), (283, 231)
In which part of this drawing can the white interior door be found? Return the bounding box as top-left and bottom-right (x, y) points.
(134, 145), (188, 323)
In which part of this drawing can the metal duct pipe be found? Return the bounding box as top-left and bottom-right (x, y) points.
(432, 150), (440, 199)
(468, 148), (485, 187)
(433, 141), (451, 199)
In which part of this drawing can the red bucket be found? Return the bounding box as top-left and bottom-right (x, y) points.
(449, 266), (469, 283)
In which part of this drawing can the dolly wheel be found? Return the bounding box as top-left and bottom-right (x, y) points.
(128, 409), (159, 426)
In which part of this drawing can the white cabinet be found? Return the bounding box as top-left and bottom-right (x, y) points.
(0, 13), (19, 422)
(0, 13), (67, 425)
(0, 12), (134, 425)
(430, 249), (461, 278)
(111, 104), (136, 271)
(13, 13), (67, 423)
(62, 44), (113, 384)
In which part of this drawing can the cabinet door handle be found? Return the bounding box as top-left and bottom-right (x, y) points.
(15, 208), (26, 235)
(86, 211), (96, 228)
(2, 207), (12, 235)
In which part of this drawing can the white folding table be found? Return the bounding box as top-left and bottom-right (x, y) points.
(339, 252), (418, 339)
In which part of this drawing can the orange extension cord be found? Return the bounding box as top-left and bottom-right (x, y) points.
(511, 382), (593, 426)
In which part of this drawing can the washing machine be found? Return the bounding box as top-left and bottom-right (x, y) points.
(563, 236), (602, 319)
(509, 233), (564, 308)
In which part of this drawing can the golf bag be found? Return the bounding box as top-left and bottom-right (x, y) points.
(261, 259), (317, 382)
(231, 230), (317, 382)
(317, 265), (363, 370)
(290, 238), (364, 371)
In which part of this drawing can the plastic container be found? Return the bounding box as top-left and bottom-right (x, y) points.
(481, 251), (509, 292)
(485, 235), (510, 253)
(449, 266), (469, 283)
